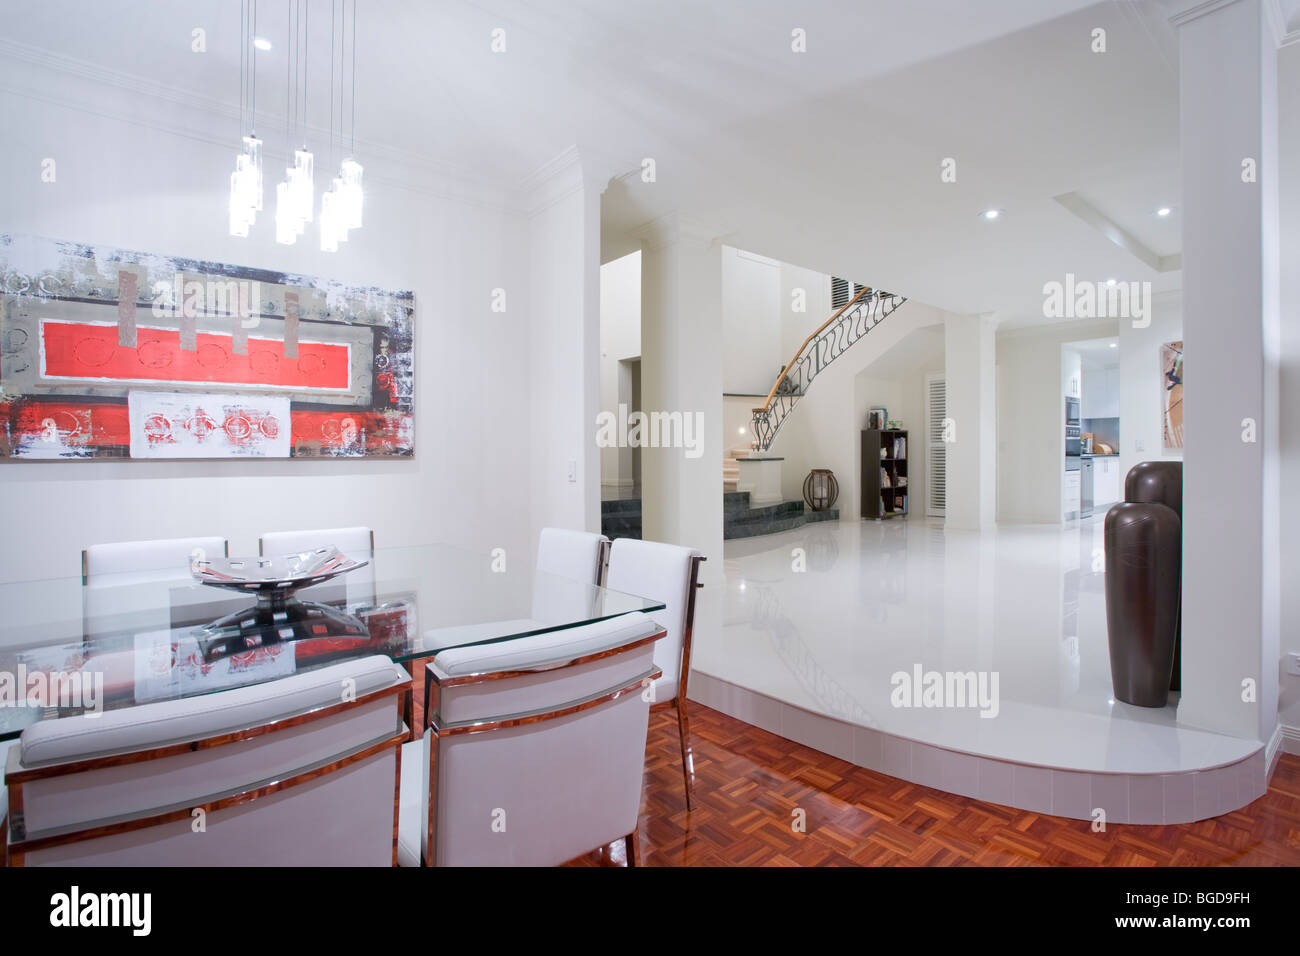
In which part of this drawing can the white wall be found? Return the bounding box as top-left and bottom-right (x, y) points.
(944, 315), (997, 530)
(0, 66), (538, 581)
(526, 159), (603, 536)
(996, 318), (1116, 524)
(638, 218), (724, 570)
(721, 246), (781, 395)
(1117, 293), (1183, 483)
(599, 251), (641, 488)
(778, 262), (832, 375)
(1277, 41), (1300, 737)
(723, 395), (759, 457)
(1175, 0), (1278, 741)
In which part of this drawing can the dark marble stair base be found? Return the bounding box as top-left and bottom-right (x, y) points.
(601, 496), (642, 540)
(602, 494), (841, 541)
(724, 491), (839, 540)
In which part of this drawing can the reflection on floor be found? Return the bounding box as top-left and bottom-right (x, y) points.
(691, 516), (1260, 783)
(568, 704), (1300, 866)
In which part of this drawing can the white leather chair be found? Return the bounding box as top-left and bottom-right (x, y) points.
(259, 526), (376, 611)
(82, 535), (229, 582)
(397, 612), (666, 867)
(258, 526), (375, 557)
(419, 528), (612, 655)
(5, 656), (409, 866)
(82, 536), (231, 673)
(605, 538), (705, 809)
(536, 527), (610, 585)
(0, 738), (14, 867)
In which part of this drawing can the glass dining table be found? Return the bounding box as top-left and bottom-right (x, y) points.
(0, 543), (666, 741)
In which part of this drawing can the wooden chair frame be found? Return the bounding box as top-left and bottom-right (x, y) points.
(417, 624), (667, 867)
(4, 679), (409, 867)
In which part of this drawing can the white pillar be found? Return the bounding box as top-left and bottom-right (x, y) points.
(1171, 0), (1281, 741)
(943, 313), (997, 531)
(637, 214), (724, 578)
(526, 147), (602, 537)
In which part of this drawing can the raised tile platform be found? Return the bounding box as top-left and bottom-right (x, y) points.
(690, 517), (1278, 825)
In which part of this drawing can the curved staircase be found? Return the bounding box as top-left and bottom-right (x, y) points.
(749, 285), (907, 453)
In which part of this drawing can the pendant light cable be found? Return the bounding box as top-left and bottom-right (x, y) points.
(329, 0), (335, 173)
(301, 0), (308, 147)
(250, 0), (258, 136)
(350, 0), (357, 154)
(239, 0), (246, 137)
(286, 0), (292, 141)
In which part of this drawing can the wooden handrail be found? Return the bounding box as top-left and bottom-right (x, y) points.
(754, 284), (875, 414)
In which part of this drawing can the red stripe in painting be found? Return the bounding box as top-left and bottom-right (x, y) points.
(40, 321), (351, 391)
(6, 399), (131, 446)
(290, 409), (413, 455)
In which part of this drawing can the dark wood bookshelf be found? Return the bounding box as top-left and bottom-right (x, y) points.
(861, 428), (909, 520)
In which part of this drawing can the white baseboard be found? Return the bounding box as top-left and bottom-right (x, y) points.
(1277, 722), (1300, 758)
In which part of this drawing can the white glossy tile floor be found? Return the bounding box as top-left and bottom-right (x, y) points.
(692, 514), (1259, 778)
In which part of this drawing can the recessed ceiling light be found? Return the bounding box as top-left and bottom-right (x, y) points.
(1109, 342), (1118, 348)
(1106, 278), (1117, 286)
(253, 36), (273, 51)
(981, 208), (1002, 220)
(1156, 207), (1171, 217)
(738, 426), (746, 435)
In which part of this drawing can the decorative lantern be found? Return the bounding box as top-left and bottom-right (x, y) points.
(802, 468), (839, 512)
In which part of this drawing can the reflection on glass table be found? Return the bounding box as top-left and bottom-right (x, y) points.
(0, 543), (665, 739)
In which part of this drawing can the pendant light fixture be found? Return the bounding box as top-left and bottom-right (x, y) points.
(276, 0), (314, 245)
(321, 0), (362, 252)
(229, 0), (361, 249)
(229, 0), (264, 237)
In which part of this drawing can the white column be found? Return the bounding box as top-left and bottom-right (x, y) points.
(525, 147), (602, 537)
(637, 214), (724, 577)
(943, 313), (997, 531)
(1172, 0), (1281, 740)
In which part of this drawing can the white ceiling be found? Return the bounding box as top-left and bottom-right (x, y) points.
(1, 0), (1225, 322)
(1066, 335), (1121, 366)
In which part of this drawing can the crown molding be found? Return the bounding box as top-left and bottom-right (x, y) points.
(1169, 0), (1298, 45)
(0, 36), (525, 214)
(515, 145), (589, 219)
(631, 211), (721, 252)
(1267, 0), (1300, 44)
(1169, 0), (1248, 28)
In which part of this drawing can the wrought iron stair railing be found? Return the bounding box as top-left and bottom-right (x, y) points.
(750, 284), (907, 452)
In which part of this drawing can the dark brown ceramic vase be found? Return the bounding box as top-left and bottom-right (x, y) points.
(1104, 501), (1181, 706)
(1122, 460), (1183, 690)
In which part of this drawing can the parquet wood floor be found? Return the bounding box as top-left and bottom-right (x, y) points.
(565, 703), (1300, 867)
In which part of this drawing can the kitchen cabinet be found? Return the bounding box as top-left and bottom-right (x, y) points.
(1063, 469), (1081, 519)
(1094, 456), (1122, 505)
(1082, 364), (1120, 419)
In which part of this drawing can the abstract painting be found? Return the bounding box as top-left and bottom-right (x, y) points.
(0, 234), (415, 459)
(1161, 340), (1183, 450)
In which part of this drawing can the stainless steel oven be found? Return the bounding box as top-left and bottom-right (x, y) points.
(1065, 396), (1081, 459)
